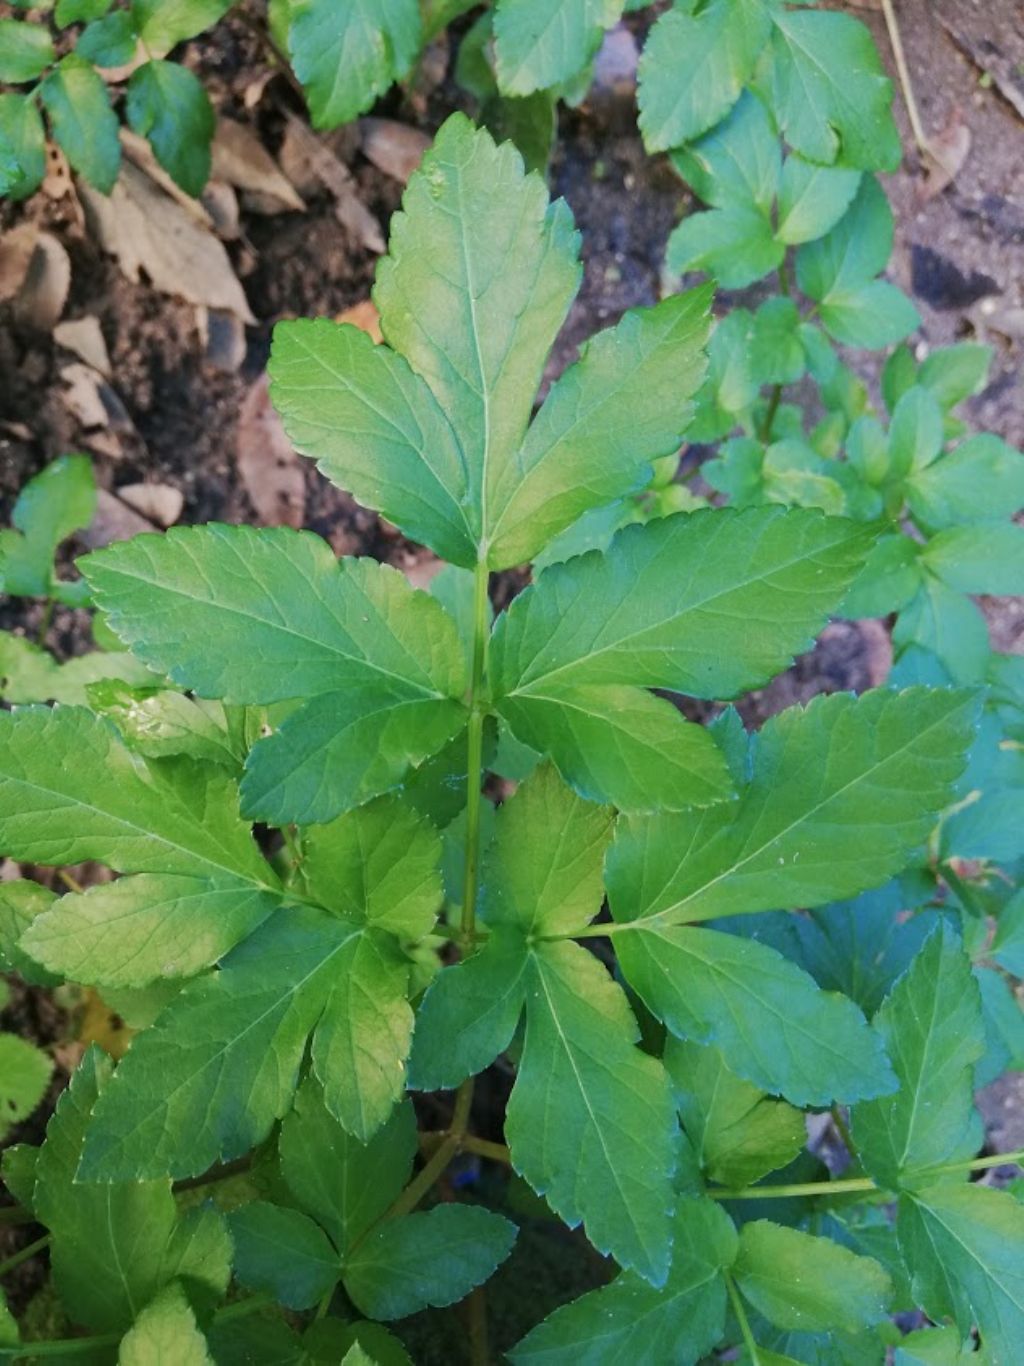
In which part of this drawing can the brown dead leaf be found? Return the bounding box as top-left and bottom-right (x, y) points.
(282, 112), (384, 253)
(79, 989), (134, 1060)
(920, 108), (971, 201)
(42, 142), (74, 201)
(61, 363), (110, 429)
(80, 488), (157, 549)
(81, 161), (256, 322)
(336, 298), (383, 343)
(236, 372), (306, 527)
(117, 482), (184, 528)
(212, 117), (305, 214)
(200, 180), (241, 240)
(120, 129), (214, 228)
(0, 223), (39, 303)
(54, 316), (112, 377)
(11, 231), (71, 331)
(359, 119), (431, 183)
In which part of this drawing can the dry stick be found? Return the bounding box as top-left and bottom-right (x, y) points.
(880, 0), (931, 157)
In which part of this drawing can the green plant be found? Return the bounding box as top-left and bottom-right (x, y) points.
(1, 114), (1022, 1362)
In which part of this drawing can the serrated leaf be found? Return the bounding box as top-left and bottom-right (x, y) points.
(617, 923), (895, 1106)
(776, 158), (861, 246)
(606, 688), (977, 926)
(407, 927), (530, 1090)
(34, 1047), (231, 1331)
(918, 343), (992, 411)
(667, 202), (784, 289)
(0, 1035), (52, 1140)
(342, 1205), (516, 1320)
(0, 880), (60, 986)
(921, 524), (1024, 596)
(494, 0), (622, 96)
(0, 93), (46, 199)
(898, 1182), (1024, 1360)
(0, 454), (95, 598)
(840, 535), (922, 620)
(288, 0), (421, 128)
(761, 9), (900, 171)
(0, 634), (158, 707)
(671, 92), (780, 215)
(87, 681), (241, 767)
(0, 20), (53, 82)
(132, 0), (232, 51)
(734, 1220), (891, 1333)
(228, 1202), (340, 1310)
(819, 279), (920, 350)
(126, 60), (214, 197)
(893, 576), (991, 686)
(510, 1197), (737, 1364)
(906, 434), (1024, 530)
(796, 177), (891, 301)
(852, 923), (985, 1190)
(40, 55), (120, 193)
(76, 11), (138, 66)
(888, 386), (945, 479)
(78, 908), (366, 1179)
(279, 1077), (417, 1253)
(118, 1284), (213, 1366)
(505, 939), (677, 1284)
(638, 0), (770, 153)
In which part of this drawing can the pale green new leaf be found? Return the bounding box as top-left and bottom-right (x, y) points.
(818, 279), (920, 350)
(906, 434), (1024, 530)
(132, 0), (232, 51)
(40, 55), (120, 193)
(666, 203), (784, 289)
(887, 386), (945, 479)
(34, 1048), (231, 1331)
(852, 923), (985, 1191)
(606, 688), (978, 926)
(898, 1182), (1024, 1360)
(78, 908), (362, 1180)
(0, 1035), (53, 1141)
(279, 1078), (418, 1253)
(510, 1198), (738, 1365)
(665, 1040), (805, 1187)
(505, 939), (677, 1284)
(617, 924), (894, 1106)
(375, 115), (580, 565)
(734, 1220), (891, 1333)
(0, 634), (158, 707)
(494, 0), (623, 96)
(0, 880), (60, 985)
(671, 93), (780, 215)
(776, 158), (861, 245)
(288, 0), (421, 128)
(921, 524), (1024, 596)
(342, 1205), (517, 1320)
(637, 0), (771, 153)
(0, 20), (53, 82)
(761, 9), (900, 170)
(86, 681), (241, 768)
(118, 1284), (213, 1366)
(228, 1202), (339, 1310)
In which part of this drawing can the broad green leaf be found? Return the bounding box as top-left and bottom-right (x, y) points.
(898, 1182), (1024, 1359)
(301, 796), (442, 938)
(992, 890), (1024, 978)
(0, 633), (157, 706)
(342, 1205), (517, 1320)
(921, 524), (1024, 596)
(288, 0), (421, 128)
(796, 177), (892, 302)
(56, 0), (113, 23)
(0, 1035), (52, 1140)
(0, 93), (46, 199)
(894, 1327), (977, 1366)
(311, 928), (415, 1140)
(268, 319), (476, 567)
(118, 1284), (213, 1366)
(888, 386), (945, 479)
(606, 688), (978, 927)
(853, 923), (986, 1190)
(76, 11), (138, 66)
(0, 454), (95, 598)
(918, 343), (992, 410)
(671, 92), (780, 215)
(893, 576), (991, 686)
(505, 939), (677, 1284)
(665, 1039), (804, 1187)
(279, 1077), (417, 1253)
(510, 1197), (737, 1364)
(407, 927), (530, 1090)
(493, 682), (734, 813)
(228, 1202), (340, 1310)
(689, 310), (760, 442)
(976, 965), (1024, 1088)
(666, 202), (784, 289)
(734, 1220), (891, 1333)
(637, 0), (770, 152)
(0, 20), (53, 82)
(375, 115), (581, 567)
(0, 880), (60, 985)
(617, 924), (895, 1106)
(132, 0), (232, 51)
(818, 279), (920, 350)
(329, 1323), (413, 1366)
(126, 60), (214, 197)
(79, 908), (364, 1179)
(840, 535), (922, 620)
(776, 158), (861, 245)
(761, 9), (900, 170)
(1, 708), (280, 988)
(480, 763), (612, 934)
(87, 681), (241, 768)
(40, 55), (120, 193)
(34, 1047), (231, 1331)
(494, 0), (622, 96)
(492, 507), (870, 700)
(750, 300), (805, 386)
(486, 288), (712, 569)
(906, 434), (1024, 530)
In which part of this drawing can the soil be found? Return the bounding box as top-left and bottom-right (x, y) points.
(1, 0), (1023, 1350)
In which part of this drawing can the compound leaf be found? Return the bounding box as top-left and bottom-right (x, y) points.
(505, 939), (677, 1284)
(288, 0), (421, 128)
(494, 0), (623, 97)
(776, 158), (861, 246)
(905, 434), (1024, 531)
(228, 1202), (340, 1310)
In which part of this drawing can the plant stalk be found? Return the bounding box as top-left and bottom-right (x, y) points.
(879, 0), (930, 157)
(725, 1271), (761, 1365)
(0, 1233), (50, 1280)
(460, 561), (491, 950)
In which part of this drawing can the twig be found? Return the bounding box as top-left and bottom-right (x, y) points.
(880, 0), (930, 157)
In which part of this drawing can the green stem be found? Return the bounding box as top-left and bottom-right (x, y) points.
(0, 1233), (50, 1280)
(725, 1271), (761, 1365)
(759, 385), (783, 443)
(460, 561), (491, 950)
(831, 1104), (859, 1163)
(36, 597), (54, 646)
(709, 1176), (878, 1201)
(928, 1147), (1024, 1176)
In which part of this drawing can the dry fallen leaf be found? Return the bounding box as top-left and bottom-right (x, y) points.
(336, 298), (383, 343)
(120, 129), (215, 228)
(0, 223), (39, 303)
(61, 363), (111, 429)
(54, 316), (112, 378)
(80, 488), (157, 549)
(236, 372), (306, 527)
(359, 119), (431, 183)
(11, 230), (71, 331)
(920, 108), (971, 201)
(200, 180), (241, 240)
(117, 483), (184, 528)
(212, 117), (305, 214)
(81, 161), (256, 323)
(282, 112), (384, 253)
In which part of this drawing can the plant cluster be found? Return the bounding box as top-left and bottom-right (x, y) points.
(1, 107), (1023, 1362)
